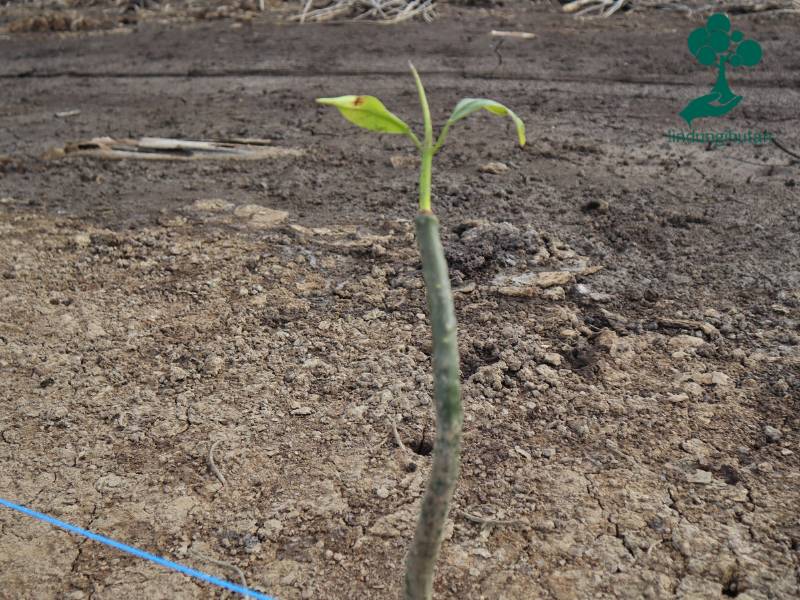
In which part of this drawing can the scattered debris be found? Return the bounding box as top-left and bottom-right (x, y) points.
(457, 509), (527, 527)
(46, 137), (303, 161)
(478, 161), (509, 174)
(207, 440), (227, 488)
(294, 0), (436, 23)
(489, 30), (536, 39)
(189, 550), (247, 588)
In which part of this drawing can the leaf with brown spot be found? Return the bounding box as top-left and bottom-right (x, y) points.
(316, 95), (411, 135)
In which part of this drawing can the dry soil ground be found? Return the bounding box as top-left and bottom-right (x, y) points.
(0, 2), (799, 599)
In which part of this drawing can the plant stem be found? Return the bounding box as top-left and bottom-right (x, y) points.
(410, 63), (434, 213)
(404, 213), (463, 600)
(418, 147), (433, 213)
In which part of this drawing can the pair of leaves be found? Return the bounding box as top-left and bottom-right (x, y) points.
(316, 95), (526, 148)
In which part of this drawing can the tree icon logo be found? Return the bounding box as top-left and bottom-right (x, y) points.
(680, 13), (762, 126)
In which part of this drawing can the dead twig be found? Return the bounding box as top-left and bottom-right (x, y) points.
(772, 138), (800, 161)
(388, 417), (408, 452)
(293, 0), (436, 23)
(207, 440), (227, 488)
(190, 550), (247, 587)
(300, 0), (314, 22)
(457, 509), (527, 527)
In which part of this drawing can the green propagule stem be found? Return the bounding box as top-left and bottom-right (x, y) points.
(316, 63), (524, 599)
(404, 64), (463, 600)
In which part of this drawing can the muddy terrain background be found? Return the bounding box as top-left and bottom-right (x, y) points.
(1, 1), (799, 599)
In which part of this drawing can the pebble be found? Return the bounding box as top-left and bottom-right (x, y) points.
(290, 406), (313, 416)
(686, 469), (712, 484)
(535, 364), (560, 385)
(541, 286), (566, 300)
(680, 438), (711, 457)
(763, 425), (782, 443)
(203, 354), (224, 375)
(543, 352), (562, 367)
(389, 154), (417, 169)
(189, 198), (234, 212)
(478, 161), (509, 174)
(668, 335), (705, 351)
(73, 233), (92, 247)
(756, 462), (773, 474)
(514, 445), (532, 460)
(683, 382), (703, 397)
(233, 204), (289, 229)
(542, 448), (555, 458)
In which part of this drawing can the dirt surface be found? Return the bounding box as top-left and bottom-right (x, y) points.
(1, 2), (799, 599)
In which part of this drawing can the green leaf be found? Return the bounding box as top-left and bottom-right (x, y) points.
(445, 98), (526, 146)
(316, 95), (411, 135)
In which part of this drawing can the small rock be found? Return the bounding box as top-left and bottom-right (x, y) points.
(710, 371), (730, 386)
(478, 161), (508, 174)
(510, 271), (574, 289)
(73, 233), (92, 247)
(233, 204), (288, 229)
(686, 469), (712, 484)
(535, 364), (560, 385)
(203, 354), (224, 376)
(700, 322), (720, 337)
(348, 405), (368, 420)
(2, 429), (20, 443)
(190, 198), (234, 212)
(86, 321), (107, 339)
(683, 382), (703, 397)
(669, 335), (705, 351)
(290, 406), (313, 416)
(471, 547), (492, 558)
(375, 486), (391, 499)
(169, 365), (188, 382)
(541, 286), (566, 300)
(763, 425), (782, 443)
(514, 445), (531, 460)
(497, 285), (538, 298)
(593, 329), (618, 351)
(756, 462), (773, 474)
(389, 154), (417, 169)
(667, 392), (689, 403)
(680, 438), (711, 457)
(543, 352), (562, 367)
(542, 448), (555, 458)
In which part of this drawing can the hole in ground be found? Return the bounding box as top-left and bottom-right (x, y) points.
(412, 436), (434, 456)
(722, 573), (742, 597)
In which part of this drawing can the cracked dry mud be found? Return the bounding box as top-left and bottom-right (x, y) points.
(1, 2), (799, 599)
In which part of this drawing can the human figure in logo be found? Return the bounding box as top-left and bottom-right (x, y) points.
(680, 13), (762, 126)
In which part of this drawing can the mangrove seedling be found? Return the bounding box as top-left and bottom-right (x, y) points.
(317, 64), (525, 600)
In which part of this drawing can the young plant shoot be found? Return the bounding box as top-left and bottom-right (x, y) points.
(317, 64), (525, 600)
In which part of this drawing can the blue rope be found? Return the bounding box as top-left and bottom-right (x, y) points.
(0, 497), (276, 600)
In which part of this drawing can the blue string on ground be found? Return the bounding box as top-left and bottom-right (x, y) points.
(0, 497), (276, 600)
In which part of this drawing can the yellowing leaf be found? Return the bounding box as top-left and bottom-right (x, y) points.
(316, 95), (410, 135)
(445, 98), (526, 146)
